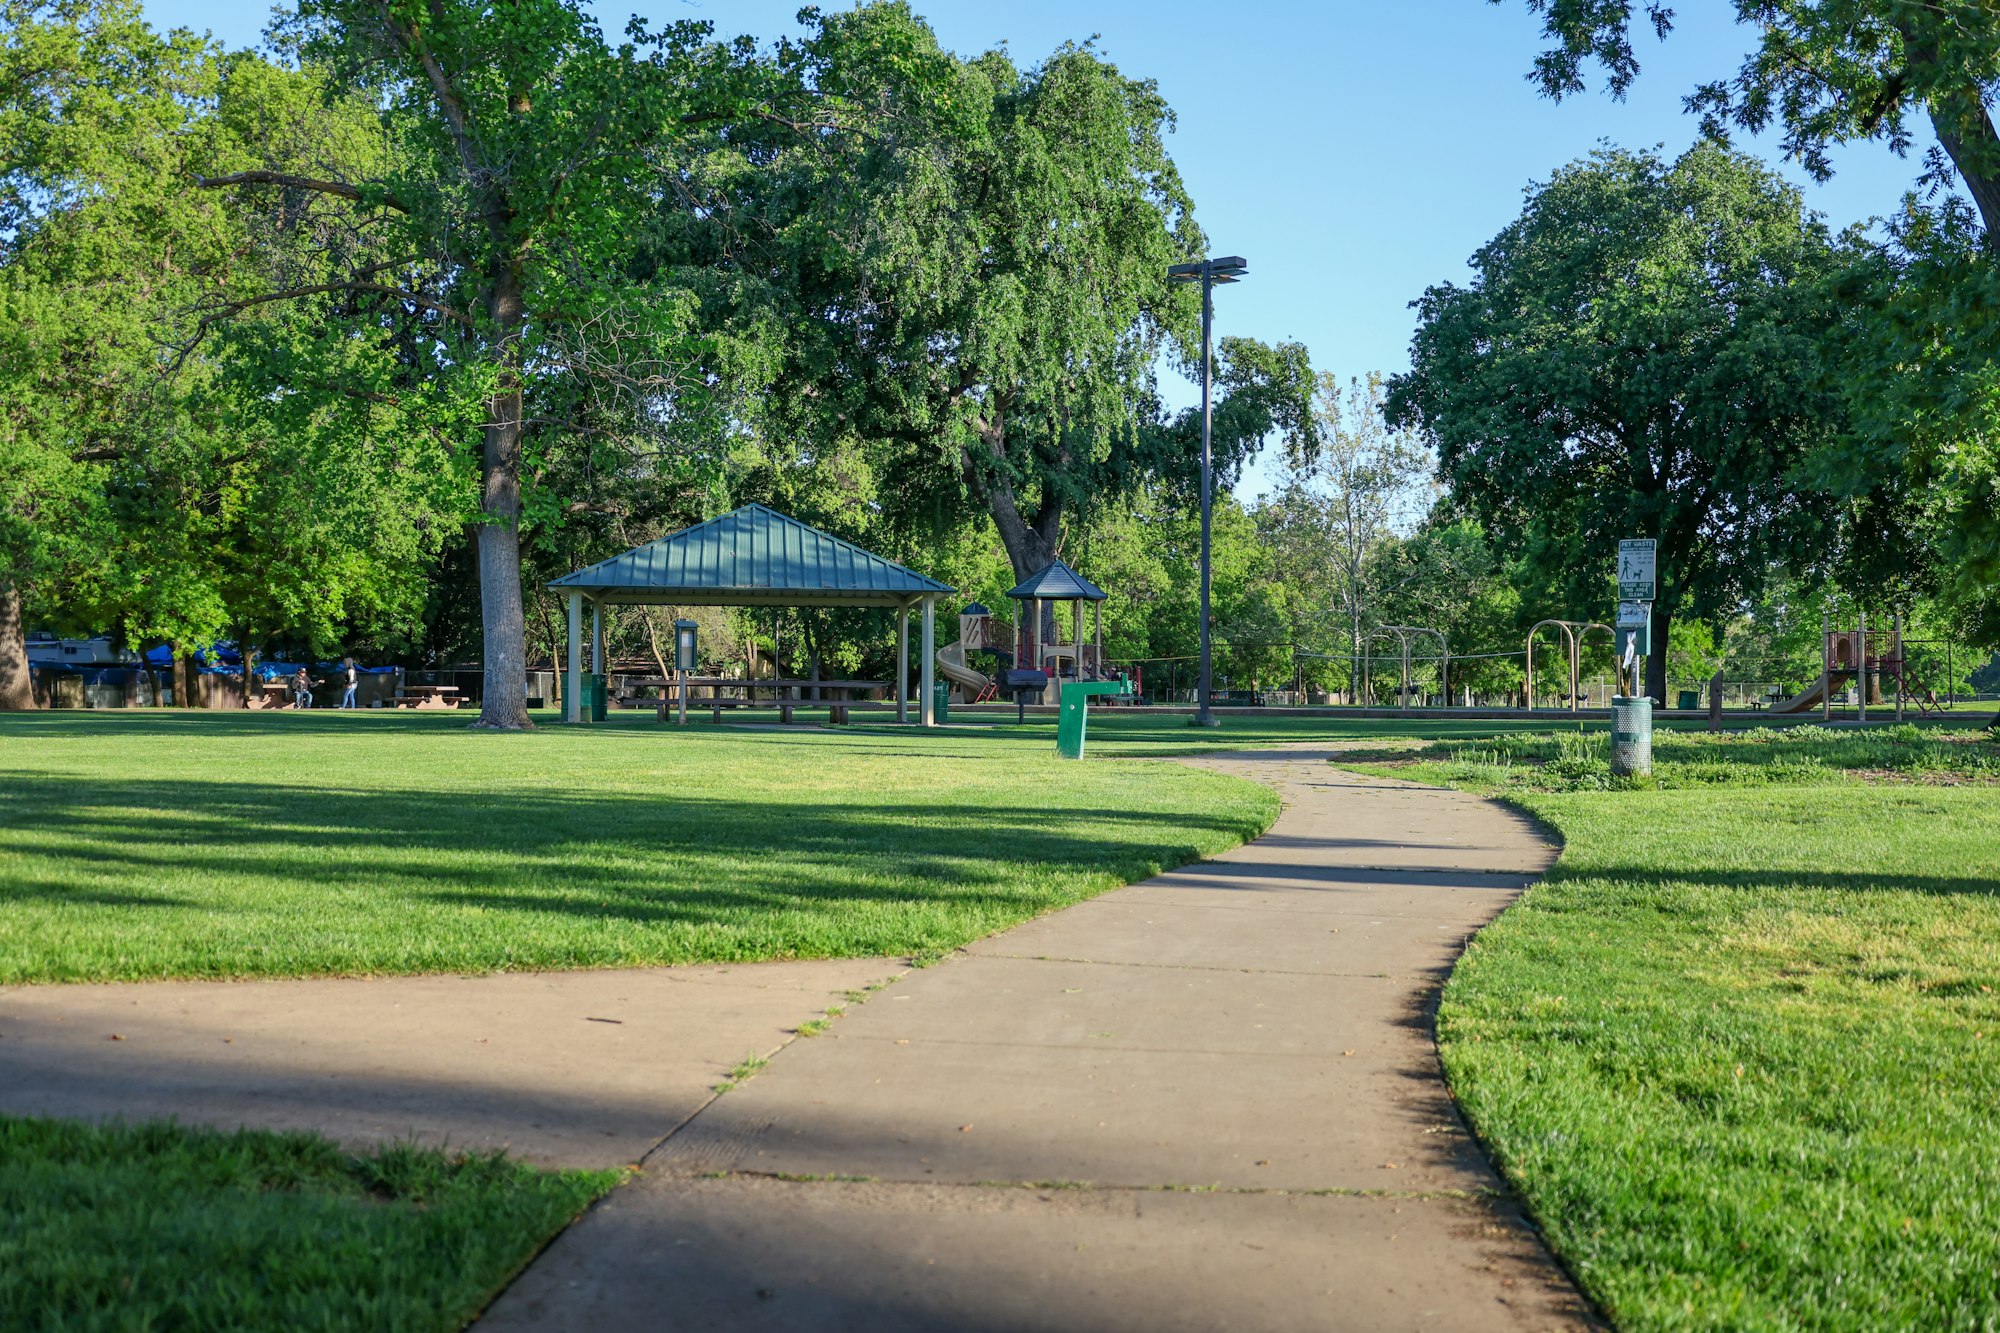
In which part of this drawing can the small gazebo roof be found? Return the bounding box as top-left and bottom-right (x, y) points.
(548, 504), (951, 608)
(1005, 559), (1106, 602)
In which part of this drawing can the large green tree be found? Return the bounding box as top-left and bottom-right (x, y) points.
(0, 0), (226, 705)
(1272, 372), (1438, 680)
(650, 9), (1316, 584)
(1506, 2), (2000, 644)
(2, 4), (465, 707)
(1386, 143), (1845, 703)
(197, 0), (780, 727)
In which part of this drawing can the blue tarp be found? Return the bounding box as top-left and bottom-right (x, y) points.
(138, 644), (396, 675)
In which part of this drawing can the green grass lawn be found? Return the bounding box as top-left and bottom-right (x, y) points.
(1348, 725), (2000, 1331)
(0, 706), (1302, 1327)
(11, 707), (1999, 1329)
(0, 709), (1284, 983)
(0, 1116), (618, 1331)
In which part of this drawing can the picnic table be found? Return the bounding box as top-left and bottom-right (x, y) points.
(252, 682), (294, 710)
(639, 676), (888, 724)
(391, 684), (460, 710)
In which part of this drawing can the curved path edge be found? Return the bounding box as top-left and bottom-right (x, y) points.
(481, 746), (1599, 1332)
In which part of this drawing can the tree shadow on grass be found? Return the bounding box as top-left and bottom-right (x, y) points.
(1546, 864), (2000, 901)
(0, 773), (1268, 979)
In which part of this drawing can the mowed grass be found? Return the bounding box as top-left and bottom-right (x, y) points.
(0, 1116), (618, 1331)
(0, 709), (1278, 982)
(1352, 727), (2000, 1331)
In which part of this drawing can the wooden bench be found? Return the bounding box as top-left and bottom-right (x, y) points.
(652, 696), (756, 723)
(640, 677), (885, 725)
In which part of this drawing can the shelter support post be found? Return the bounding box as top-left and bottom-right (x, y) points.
(590, 603), (603, 675)
(1094, 601), (1103, 679)
(1073, 601), (1083, 680)
(896, 602), (910, 724)
(920, 596), (937, 727)
(1859, 607), (1868, 724)
(1895, 609), (1906, 722)
(565, 592), (583, 724)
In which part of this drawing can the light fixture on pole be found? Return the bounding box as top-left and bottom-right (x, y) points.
(1165, 254), (1247, 728)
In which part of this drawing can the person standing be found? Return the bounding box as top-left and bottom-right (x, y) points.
(340, 657), (359, 709)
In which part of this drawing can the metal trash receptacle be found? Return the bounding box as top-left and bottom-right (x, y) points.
(1611, 695), (1653, 776)
(931, 682), (950, 724)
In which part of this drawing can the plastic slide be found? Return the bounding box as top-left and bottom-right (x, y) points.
(1768, 672), (1830, 714)
(936, 641), (994, 703)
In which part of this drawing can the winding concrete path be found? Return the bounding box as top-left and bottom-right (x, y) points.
(0, 960), (898, 1169)
(481, 750), (1595, 1331)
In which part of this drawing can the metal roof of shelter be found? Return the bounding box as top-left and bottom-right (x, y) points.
(548, 504), (952, 608)
(1005, 559), (1106, 602)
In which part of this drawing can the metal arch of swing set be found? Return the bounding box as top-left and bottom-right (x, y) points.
(1524, 619), (1614, 712)
(1359, 625), (1449, 708)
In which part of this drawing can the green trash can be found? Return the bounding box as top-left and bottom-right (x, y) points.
(1676, 689), (1699, 711)
(585, 673), (608, 722)
(1610, 696), (1653, 777)
(932, 681), (950, 724)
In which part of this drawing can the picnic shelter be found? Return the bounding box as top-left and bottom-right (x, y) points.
(547, 504), (955, 726)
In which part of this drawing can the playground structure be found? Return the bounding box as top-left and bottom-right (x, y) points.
(1524, 619), (1613, 712)
(938, 560), (1117, 707)
(1361, 625), (1448, 708)
(935, 602), (1002, 703)
(1769, 610), (1914, 719)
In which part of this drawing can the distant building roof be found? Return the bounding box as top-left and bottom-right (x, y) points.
(548, 504), (952, 607)
(1005, 560), (1107, 602)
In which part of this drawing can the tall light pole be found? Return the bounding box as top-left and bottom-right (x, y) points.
(1166, 254), (1246, 728)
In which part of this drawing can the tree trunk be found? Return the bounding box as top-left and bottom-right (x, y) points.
(175, 649), (199, 709)
(1349, 606), (1362, 705)
(239, 640), (257, 709)
(1895, 21), (2000, 240)
(1645, 605), (1671, 705)
(1930, 106), (2000, 240)
(964, 406), (1061, 582)
(0, 583), (35, 710)
(474, 262), (533, 730)
(984, 478), (1060, 582)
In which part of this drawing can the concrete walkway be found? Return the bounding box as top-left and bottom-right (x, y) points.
(0, 959), (898, 1168)
(482, 751), (1595, 1331)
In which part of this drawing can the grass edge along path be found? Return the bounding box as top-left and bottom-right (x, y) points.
(0, 1115), (620, 1332)
(1341, 734), (2000, 1333)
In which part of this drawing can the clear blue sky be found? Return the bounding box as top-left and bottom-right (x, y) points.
(144, 1), (1932, 496)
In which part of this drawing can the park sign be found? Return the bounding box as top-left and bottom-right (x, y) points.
(1617, 539), (1657, 601)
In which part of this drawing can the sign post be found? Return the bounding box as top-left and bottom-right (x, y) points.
(1615, 601), (1651, 696)
(1612, 542), (1655, 776)
(675, 619), (697, 726)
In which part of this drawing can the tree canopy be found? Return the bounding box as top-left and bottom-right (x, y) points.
(646, 13), (1317, 583)
(1508, 0), (2000, 237)
(1387, 142), (1846, 701)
